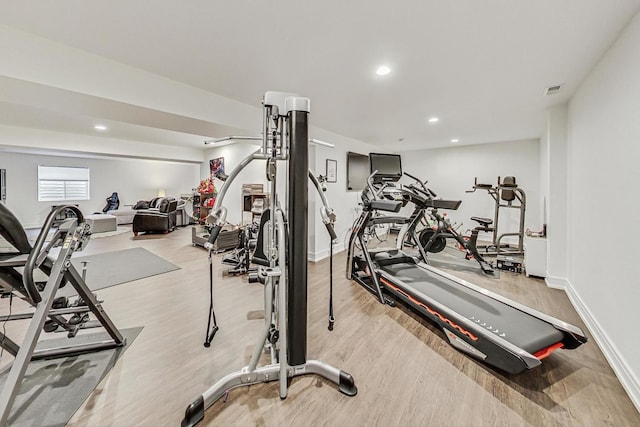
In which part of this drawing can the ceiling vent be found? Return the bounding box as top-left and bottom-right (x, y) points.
(545, 85), (562, 95)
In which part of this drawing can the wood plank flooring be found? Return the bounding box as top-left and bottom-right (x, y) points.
(2, 226), (639, 426)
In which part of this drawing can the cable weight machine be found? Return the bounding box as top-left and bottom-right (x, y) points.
(182, 92), (356, 427)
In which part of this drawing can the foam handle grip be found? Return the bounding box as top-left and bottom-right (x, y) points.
(204, 225), (222, 249)
(325, 222), (337, 240)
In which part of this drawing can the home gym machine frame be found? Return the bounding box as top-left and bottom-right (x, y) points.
(0, 204), (125, 425)
(347, 171), (586, 374)
(182, 92), (356, 427)
(467, 176), (526, 256)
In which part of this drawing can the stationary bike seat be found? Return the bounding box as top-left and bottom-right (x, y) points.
(471, 216), (493, 226)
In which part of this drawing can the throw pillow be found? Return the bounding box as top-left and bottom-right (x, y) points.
(133, 200), (150, 210)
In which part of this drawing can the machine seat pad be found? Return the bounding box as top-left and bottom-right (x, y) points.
(471, 217), (493, 226)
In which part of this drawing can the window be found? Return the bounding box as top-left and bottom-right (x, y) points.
(38, 166), (90, 201)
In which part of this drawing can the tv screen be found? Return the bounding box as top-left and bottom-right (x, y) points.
(346, 152), (369, 191)
(369, 153), (402, 182)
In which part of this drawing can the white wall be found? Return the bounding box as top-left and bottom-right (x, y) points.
(565, 10), (640, 411)
(402, 139), (541, 241)
(309, 130), (380, 260)
(545, 105), (569, 283)
(0, 150), (199, 228)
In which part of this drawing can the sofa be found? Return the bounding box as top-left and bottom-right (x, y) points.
(132, 197), (183, 235)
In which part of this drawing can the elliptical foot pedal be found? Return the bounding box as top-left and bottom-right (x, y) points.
(480, 262), (495, 274)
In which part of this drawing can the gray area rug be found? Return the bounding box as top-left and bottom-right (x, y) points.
(0, 327), (143, 427)
(59, 247), (180, 296)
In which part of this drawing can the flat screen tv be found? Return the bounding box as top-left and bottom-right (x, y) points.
(369, 153), (402, 182)
(346, 151), (369, 191)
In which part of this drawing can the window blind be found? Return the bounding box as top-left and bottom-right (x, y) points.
(38, 166), (90, 201)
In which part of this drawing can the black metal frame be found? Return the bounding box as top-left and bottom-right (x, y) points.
(0, 204), (125, 425)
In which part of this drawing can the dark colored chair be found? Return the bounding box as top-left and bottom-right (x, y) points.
(102, 192), (120, 212)
(132, 199), (179, 235)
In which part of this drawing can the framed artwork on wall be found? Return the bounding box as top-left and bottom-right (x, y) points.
(326, 159), (337, 183)
(210, 157), (225, 178)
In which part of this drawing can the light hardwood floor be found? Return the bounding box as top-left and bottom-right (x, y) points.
(3, 226), (639, 426)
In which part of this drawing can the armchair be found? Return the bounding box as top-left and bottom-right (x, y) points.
(132, 198), (179, 236)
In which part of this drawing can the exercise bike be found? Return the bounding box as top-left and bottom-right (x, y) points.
(396, 173), (495, 275)
(418, 207), (495, 275)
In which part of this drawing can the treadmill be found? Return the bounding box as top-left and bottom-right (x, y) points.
(347, 156), (587, 374)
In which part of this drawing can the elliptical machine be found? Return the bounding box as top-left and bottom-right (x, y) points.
(182, 92), (356, 427)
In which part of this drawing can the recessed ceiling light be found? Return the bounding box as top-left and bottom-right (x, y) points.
(94, 124), (108, 131)
(427, 117), (439, 124)
(451, 138), (459, 143)
(376, 65), (391, 76)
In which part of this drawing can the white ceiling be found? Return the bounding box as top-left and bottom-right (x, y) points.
(1, 1), (639, 151)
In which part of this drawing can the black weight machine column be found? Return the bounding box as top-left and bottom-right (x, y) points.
(287, 104), (309, 366)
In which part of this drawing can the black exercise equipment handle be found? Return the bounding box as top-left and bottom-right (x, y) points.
(23, 205), (83, 304)
(204, 251), (219, 347)
(407, 184), (437, 200)
(328, 237), (335, 331)
(325, 222), (337, 241)
(403, 172), (434, 196)
(204, 224), (222, 249)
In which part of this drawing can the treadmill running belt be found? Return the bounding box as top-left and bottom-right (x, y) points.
(380, 262), (563, 353)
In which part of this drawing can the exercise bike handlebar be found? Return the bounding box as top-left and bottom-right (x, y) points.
(23, 205), (84, 304)
(403, 171), (434, 196)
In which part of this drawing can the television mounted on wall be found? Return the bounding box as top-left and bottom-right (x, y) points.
(346, 152), (369, 191)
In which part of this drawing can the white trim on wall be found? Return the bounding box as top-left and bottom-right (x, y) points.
(548, 278), (640, 412)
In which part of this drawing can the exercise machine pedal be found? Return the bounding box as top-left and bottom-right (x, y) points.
(43, 319), (59, 333)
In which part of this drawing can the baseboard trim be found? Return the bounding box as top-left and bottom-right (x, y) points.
(544, 275), (569, 290)
(308, 242), (346, 262)
(553, 277), (640, 413)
